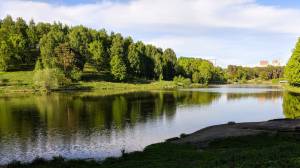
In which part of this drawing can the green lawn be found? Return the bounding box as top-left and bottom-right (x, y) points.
(284, 85), (300, 94)
(7, 133), (300, 168)
(0, 71), (35, 94)
(0, 71), (178, 95)
(0, 71), (34, 85)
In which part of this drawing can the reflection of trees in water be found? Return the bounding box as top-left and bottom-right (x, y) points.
(174, 91), (221, 106)
(0, 97), (41, 138)
(283, 92), (300, 119)
(0, 92), (174, 138)
(0, 91), (222, 138)
(0, 90), (224, 162)
(226, 91), (282, 101)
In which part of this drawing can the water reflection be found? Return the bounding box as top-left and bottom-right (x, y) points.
(0, 87), (286, 164)
(283, 92), (300, 119)
(227, 91), (282, 102)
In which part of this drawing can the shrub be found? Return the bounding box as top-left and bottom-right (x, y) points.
(33, 68), (71, 91)
(173, 75), (191, 87)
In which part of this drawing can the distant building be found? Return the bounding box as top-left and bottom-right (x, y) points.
(272, 60), (280, 66)
(259, 60), (269, 67)
(258, 59), (281, 67)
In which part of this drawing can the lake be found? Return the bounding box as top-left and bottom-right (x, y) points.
(0, 85), (299, 165)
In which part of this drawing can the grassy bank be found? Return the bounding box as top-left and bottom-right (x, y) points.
(0, 71), (180, 96)
(6, 133), (300, 168)
(284, 85), (300, 94)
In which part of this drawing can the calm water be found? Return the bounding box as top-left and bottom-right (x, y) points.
(0, 85), (299, 164)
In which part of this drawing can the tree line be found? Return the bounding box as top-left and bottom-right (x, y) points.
(226, 65), (284, 82)
(0, 16), (286, 88)
(0, 15), (178, 81)
(0, 15), (227, 85)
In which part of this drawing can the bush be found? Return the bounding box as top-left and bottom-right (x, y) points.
(33, 68), (71, 91)
(70, 69), (82, 81)
(173, 75), (191, 87)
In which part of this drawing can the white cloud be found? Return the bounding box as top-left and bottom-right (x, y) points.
(0, 0), (298, 66)
(1, 0), (300, 33)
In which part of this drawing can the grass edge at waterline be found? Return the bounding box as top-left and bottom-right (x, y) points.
(5, 133), (300, 168)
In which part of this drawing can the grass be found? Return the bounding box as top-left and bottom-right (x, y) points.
(6, 133), (300, 168)
(0, 71), (179, 96)
(284, 85), (300, 94)
(0, 71), (35, 94)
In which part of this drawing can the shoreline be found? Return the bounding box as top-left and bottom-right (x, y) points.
(169, 118), (300, 146)
(0, 81), (284, 97)
(4, 118), (300, 167)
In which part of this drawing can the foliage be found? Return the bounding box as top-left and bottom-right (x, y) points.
(162, 48), (177, 80)
(0, 15), (230, 85)
(173, 75), (191, 87)
(53, 43), (83, 80)
(39, 28), (66, 68)
(283, 92), (300, 119)
(227, 65), (284, 83)
(110, 55), (127, 81)
(88, 40), (109, 71)
(285, 38), (300, 86)
(178, 57), (224, 84)
(127, 42), (143, 76)
(33, 68), (71, 91)
(110, 34), (127, 81)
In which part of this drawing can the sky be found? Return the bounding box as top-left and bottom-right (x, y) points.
(0, 0), (300, 67)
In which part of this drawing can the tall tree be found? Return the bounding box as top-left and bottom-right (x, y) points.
(54, 43), (82, 80)
(27, 19), (40, 63)
(39, 29), (66, 68)
(127, 43), (141, 76)
(88, 40), (109, 71)
(68, 26), (92, 63)
(162, 48), (177, 80)
(285, 38), (300, 86)
(110, 33), (127, 80)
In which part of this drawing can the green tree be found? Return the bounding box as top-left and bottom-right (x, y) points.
(110, 55), (127, 81)
(283, 92), (300, 119)
(127, 42), (146, 77)
(54, 43), (82, 80)
(162, 48), (177, 80)
(68, 26), (92, 62)
(285, 38), (300, 86)
(0, 16), (15, 71)
(154, 52), (163, 80)
(0, 40), (12, 71)
(88, 40), (109, 71)
(110, 33), (127, 80)
(39, 29), (66, 68)
(26, 19), (40, 63)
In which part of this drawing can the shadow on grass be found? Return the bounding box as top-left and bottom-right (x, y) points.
(81, 71), (152, 84)
(6, 133), (300, 168)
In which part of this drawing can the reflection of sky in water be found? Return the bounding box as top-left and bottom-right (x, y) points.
(0, 86), (285, 165)
(183, 85), (282, 93)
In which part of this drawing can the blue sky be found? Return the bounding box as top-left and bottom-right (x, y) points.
(1, 0), (300, 67)
(28, 0), (300, 7)
(258, 0), (300, 8)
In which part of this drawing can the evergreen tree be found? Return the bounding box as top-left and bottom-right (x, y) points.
(88, 40), (109, 71)
(127, 43), (142, 76)
(68, 26), (92, 64)
(110, 33), (127, 80)
(110, 55), (127, 81)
